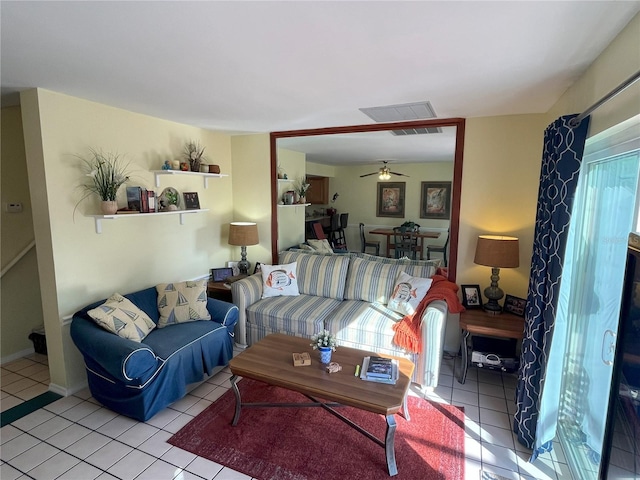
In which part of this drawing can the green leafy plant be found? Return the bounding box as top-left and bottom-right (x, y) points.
(310, 329), (337, 351)
(294, 176), (311, 197)
(77, 149), (131, 202)
(183, 140), (207, 171)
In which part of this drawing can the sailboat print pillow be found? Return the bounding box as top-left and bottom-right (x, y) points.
(88, 293), (156, 342)
(261, 262), (300, 298)
(156, 279), (211, 328)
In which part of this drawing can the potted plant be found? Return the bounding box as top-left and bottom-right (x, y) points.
(310, 329), (337, 364)
(75, 149), (131, 215)
(183, 140), (207, 172)
(294, 176), (311, 204)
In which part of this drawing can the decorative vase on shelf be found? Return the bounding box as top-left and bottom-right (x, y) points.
(101, 200), (118, 215)
(298, 196), (306, 204)
(318, 346), (332, 364)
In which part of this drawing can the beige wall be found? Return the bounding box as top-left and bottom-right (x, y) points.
(230, 134), (273, 266)
(20, 89), (237, 392)
(457, 114), (547, 299)
(275, 148), (307, 251)
(1, 106), (45, 360)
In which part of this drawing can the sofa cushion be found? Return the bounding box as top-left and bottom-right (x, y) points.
(156, 280), (211, 328)
(307, 238), (334, 254)
(247, 294), (341, 337)
(343, 255), (441, 304)
(387, 271), (433, 316)
(343, 257), (400, 304)
(279, 251), (350, 300)
(87, 293), (156, 342)
(324, 300), (408, 356)
(261, 262), (300, 298)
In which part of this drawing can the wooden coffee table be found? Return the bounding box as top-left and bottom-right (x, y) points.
(228, 333), (415, 476)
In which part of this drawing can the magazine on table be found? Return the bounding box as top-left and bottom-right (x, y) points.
(360, 356), (398, 384)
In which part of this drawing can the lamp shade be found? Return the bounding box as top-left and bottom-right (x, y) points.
(228, 222), (259, 246)
(474, 235), (519, 268)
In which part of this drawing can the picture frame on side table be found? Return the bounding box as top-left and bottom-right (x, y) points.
(227, 261), (240, 277)
(420, 181), (452, 219)
(183, 192), (200, 210)
(211, 267), (233, 282)
(461, 284), (482, 309)
(253, 262), (262, 275)
(504, 294), (527, 317)
(376, 182), (405, 218)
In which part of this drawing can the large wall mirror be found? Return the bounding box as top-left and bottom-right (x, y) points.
(269, 118), (465, 282)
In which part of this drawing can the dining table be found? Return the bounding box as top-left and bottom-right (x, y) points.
(368, 228), (440, 260)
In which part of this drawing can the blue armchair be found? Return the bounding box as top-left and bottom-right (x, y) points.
(71, 286), (238, 421)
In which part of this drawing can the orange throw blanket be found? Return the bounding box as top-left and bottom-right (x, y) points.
(391, 275), (466, 353)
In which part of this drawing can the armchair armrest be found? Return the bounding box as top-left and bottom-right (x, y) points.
(230, 274), (263, 346)
(70, 314), (160, 385)
(206, 297), (239, 336)
(416, 299), (448, 390)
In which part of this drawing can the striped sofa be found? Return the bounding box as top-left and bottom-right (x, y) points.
(231, 250), (447, 390)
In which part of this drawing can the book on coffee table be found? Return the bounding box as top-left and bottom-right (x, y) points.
(361, 356), (399, 384)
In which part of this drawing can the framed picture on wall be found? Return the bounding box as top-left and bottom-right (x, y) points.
(461, 284), (482, 309)
(376, 182), (406, 218)
(420, 181), (452, 219)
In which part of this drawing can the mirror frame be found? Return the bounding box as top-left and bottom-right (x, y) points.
(270, 117), (465, 282)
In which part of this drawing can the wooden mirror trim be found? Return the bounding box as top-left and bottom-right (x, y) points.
(270, 117), (465, 282)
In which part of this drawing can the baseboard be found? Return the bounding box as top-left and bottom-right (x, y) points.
(1, 347), (35, 365)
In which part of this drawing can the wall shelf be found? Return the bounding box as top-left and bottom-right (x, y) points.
(152, 170), (228, 188)
(88, 209), (209, 234)
(278, 203), (311, 208)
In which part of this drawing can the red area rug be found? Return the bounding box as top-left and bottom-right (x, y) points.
(168, 379), (465, 480)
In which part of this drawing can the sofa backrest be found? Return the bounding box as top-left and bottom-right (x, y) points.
(76, 286), (161, 325)
(343, 254), (441, 304)
(279, 250), (440, 304)
(278, 250), (350, 300)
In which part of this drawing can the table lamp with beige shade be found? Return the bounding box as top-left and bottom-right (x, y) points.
(474, 235), (520, 314)
(228, 222), (259, 275)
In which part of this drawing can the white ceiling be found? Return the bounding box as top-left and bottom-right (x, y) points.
(2, 1), (639, 163)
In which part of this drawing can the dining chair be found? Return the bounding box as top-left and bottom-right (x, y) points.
(392, 226), (419, 260)
(359, 223), (380, 255)
(426, 228), (449, 266)
(329, 213), (347, 250)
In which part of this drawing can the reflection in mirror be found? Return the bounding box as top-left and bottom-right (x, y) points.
(270, 119), (465, 282)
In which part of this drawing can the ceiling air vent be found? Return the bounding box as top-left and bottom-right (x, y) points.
(359, 101), (441, 135)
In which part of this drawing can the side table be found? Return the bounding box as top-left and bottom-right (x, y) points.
(456, 309), (524, 384)
(207, 281), (233, 303)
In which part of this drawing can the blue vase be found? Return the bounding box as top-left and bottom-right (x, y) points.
(319, 346), (332, 364)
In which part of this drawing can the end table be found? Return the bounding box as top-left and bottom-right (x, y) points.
(207, 281), (233, 303)
(456, 309), (524, 384)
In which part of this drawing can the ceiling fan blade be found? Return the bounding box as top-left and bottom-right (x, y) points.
(390, 171), (410, 177)
(359, 172), (379, 177)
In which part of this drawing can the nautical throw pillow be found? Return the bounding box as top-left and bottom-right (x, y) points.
(387, 271), (433, 316)
(156, 279), (211, 328)
(261, 262), (300, 298)
(307, 239), (334, 254)
(88, 293), (156, 342)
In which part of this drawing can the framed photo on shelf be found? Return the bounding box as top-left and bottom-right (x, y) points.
(461, 284), (482, 309)
(504, 294), (527, 317)
(253, 262), (262, 275)
(376, 182), (405, 218)
(420, 181), (452, 219)
(183, 192), (200, 210)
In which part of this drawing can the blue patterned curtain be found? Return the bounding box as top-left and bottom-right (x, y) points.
(513, 114), (590, 452)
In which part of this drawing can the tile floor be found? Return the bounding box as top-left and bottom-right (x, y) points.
(1, 353), (572, 480)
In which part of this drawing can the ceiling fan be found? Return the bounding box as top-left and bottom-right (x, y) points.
(359, 161), (410, 179)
